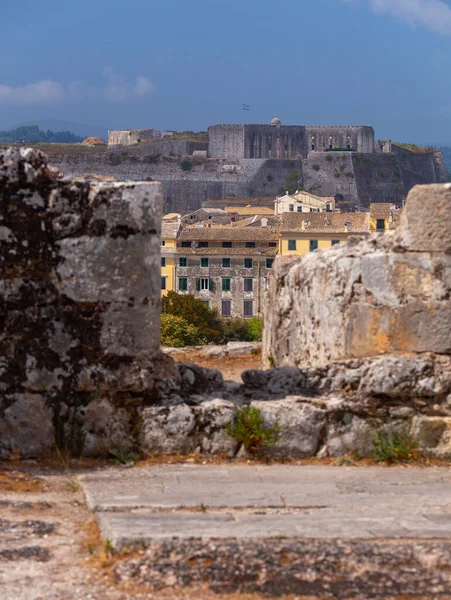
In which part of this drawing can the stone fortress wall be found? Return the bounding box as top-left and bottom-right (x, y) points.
(31, 118), (447, 214)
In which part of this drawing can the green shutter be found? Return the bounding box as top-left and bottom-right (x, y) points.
(196, 278), (200, 291)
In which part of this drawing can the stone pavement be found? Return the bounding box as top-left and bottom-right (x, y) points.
(79, 464), (451, 547)
(79, 465), (451, 597)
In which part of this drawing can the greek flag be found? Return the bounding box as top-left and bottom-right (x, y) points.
(242, 104), (250, 111)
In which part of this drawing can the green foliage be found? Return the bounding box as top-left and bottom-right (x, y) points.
(284, 170), (300, 194)
(180, 159), (193, 171)
(371, 427), (420, 463)
(108, 446), (140, 466)
(246, 316), (264, 341)
(325, 154), (333, 162)
(325, 147), (355, 152)
(145, 176), (153, 181)
(0, 124), (83, 143)
(162, 291), (222, 343)
(312, 164), (320, 172)
(268, 355), (276, 368)
(160, 313), (204, 347)
(225, 406), (281, 454)
(394, 142), (433, 153)
(108, 154), (122, 166)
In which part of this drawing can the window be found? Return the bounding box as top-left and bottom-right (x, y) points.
(222, 257), (231, 268)
(199, 277), (209, 291)
(243, 300), (253, 317)
(161, 240), (166, 247)
(222, 241), (233, 248)
(161, 257), (166, 267)
(200, 257), (209, 268)
(266, 258), (274, 269)
(222, 300), (231, 317)
(181, 241), (191, 248)
(297, 206), (303, 212)
(244, 258), (253, 269)
(331, 240), (340, 246)
(289, 204), (294, 212)
(245, 241), (255, 248)
(178, 277), (188, 291)
(222, 278), (231, 292)
(288, 240), (297, 251)
(179, 257), (187, 267)
(312, 144), (315, 150)
(269, 242), (277, 247)
(376, 219), (385, 232)
(309, 240), (318, 252)
(198, 241), (209, 248)
(244, 278), (253, 292)
(161, 277), (166, 290)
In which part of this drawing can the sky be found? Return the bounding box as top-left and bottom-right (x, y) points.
(1, 0), (451, 144)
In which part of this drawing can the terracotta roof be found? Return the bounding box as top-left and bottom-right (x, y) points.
(370, 203), (394, 219)
(81, 136), (106, 146)
(226, 206), (275, 215)
(280, 212), (370, 234)
(163, 213), (181, 220)
(161, 222), (179, 239)
(204, 197), (275, 207)
(175, 247), (278, 256)
(179, 227), (278, 242)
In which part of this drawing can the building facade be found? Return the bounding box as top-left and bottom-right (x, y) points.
(161, 221), (180, 295)
(173, 227), (278, 318)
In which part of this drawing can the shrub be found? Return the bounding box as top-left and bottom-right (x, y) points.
(325, 154), (333, 162)
(160, 313), (204, 347)
(221, 318), (250, 343)
(180, 159), (193, 171)
(225, 406), (281, 454)
(162, 291), (223, 343)
(371, 427), (420, 463)
(246, 316), (263, 341)
(145, 176), (153, 181)
(108, 154), (122, 165)
(284, 170), (301, 194)
(312, 164), (320, 172)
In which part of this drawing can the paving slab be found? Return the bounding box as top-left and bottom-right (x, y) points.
(79, 464), (451, 549)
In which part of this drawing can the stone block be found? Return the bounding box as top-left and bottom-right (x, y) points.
(100, 304), (160, 357)
(0, 394), (54, 458)
(251, 399), (326, 458)
(139, 405), (197, 455)
(399, 184), (451, 253)
(412, 416), (451, 458)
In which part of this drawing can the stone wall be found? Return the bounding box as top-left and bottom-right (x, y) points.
(0, 147), (176, 458)
(108, 128), (162, 146)
(263, 183), (451, 368)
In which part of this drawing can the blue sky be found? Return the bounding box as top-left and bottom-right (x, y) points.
(1, 0), (451, 143)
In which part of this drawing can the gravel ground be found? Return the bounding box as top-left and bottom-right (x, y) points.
(0, 465), (314, 600)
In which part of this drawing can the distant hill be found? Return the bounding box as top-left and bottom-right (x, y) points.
(8, 119), (109, 141)
(0, 125), (83, 144)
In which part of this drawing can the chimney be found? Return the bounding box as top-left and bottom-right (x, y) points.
(261, 218), (268, 227)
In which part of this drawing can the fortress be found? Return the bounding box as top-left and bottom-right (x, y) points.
(22, 119), (446, 214)
(207, 121), (375, 159)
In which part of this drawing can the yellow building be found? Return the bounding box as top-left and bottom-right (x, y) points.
(161, 221), (180, 295)
(369, 203), (398, 232)
(279, 212), (370, 256)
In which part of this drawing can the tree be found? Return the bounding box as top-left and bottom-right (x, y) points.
(161, 292), (223, 343)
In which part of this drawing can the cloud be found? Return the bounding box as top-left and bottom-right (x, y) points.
(370, 0), (451, 35)
(0, 79), (64, 104)
(0, 69), (154, 105)
(341, 0), (451, 35)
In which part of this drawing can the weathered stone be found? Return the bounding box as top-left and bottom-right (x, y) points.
(251, 399), (326, 458)
(398, 183), (451, 253)
(82, 398), (133, 456)
(412, 416), (451, 458)
(0, 147), (170, 457)
(0, 394), (54, 458)
(264, 184), (451, 368)
(196, 399), (238, 455)
(139, 405), (197, 454)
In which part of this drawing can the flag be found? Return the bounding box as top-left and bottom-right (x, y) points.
(242, 104), (250, 111)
